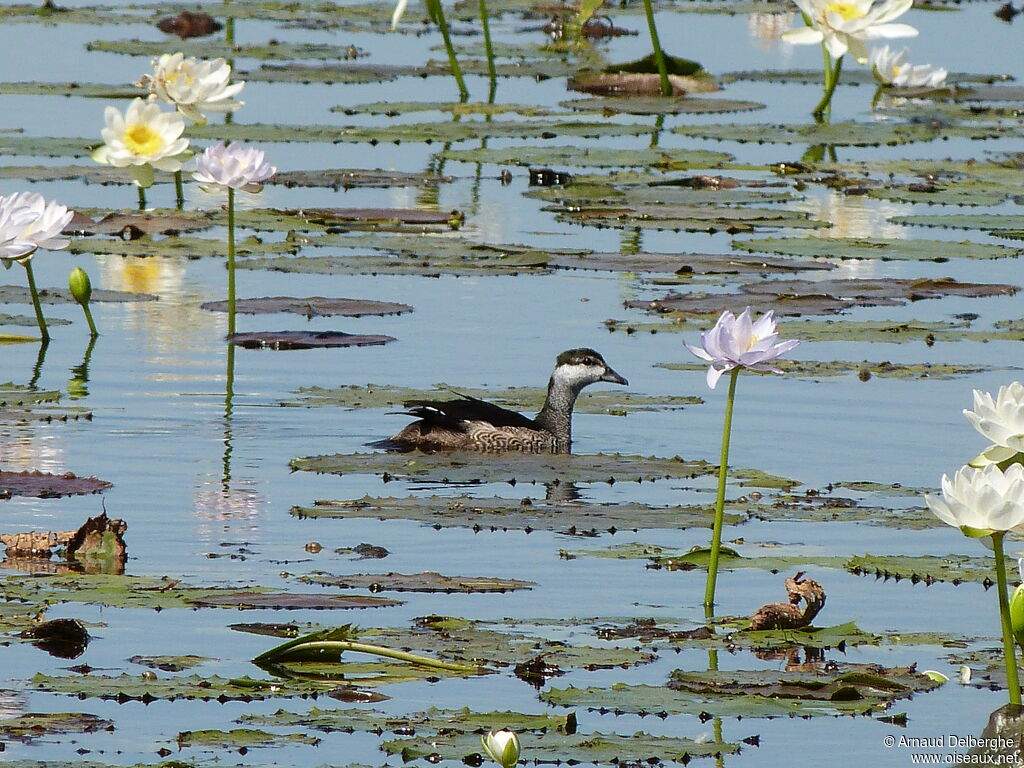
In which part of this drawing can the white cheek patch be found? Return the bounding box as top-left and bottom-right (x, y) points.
(555, 363), (601, 385)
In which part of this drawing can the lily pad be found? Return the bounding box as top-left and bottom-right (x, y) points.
(568, 72), (719, 97)
(0, 382), (91, 423)
(201, 297), (412, 318)
(551, 202), (824, 232)
(846, 554), (1009, 585)
(228, 331), (396, 350)
(0, 470), (110, 499)
(66, 235), (297, 259)
(0, 285), (157, 305)
(890, 213), (1024, 232)
(189, 592), (403, 609)
(128, 654), (214, 672)
(561, 96), (764, 115)
(657, 359), (1008, 380)
(0, 712), (113, 743)
(552, 250), (828, 275)
(86, 38), (365, 61)
(291, 495), (743, 534)
(273, 168), (452, 189)
(297, 571), (535, 593)
(732, 237), (1021, 262)
(290, 452), (799, 489)
(337, 101), (557, 117)
(673, 121), (1017, 146)
(176, 727), (320, 748)
(29, 673), (338, 702)
(442, 144), (733, 168)
(0, 81), (141, 98)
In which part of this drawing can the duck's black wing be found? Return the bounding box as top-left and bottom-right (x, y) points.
(401, 392), (538, 430)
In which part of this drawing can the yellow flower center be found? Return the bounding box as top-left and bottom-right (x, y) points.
(123, 123), (164, 157)
(824, 1), (864, 19)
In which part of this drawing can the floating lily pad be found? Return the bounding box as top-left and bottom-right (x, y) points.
(561, 96), (764, 115)
(190, 592), (402, 609)
(128, 654), (214, 672)
(528, 182), (794, 206)
(0, 470), (110, 499)
(201, 297), (412, 318)
(551, 203), (824, 232)
(542, 663), (939, 717)
(673, 121), (1017, 146)
(337, 101), (557, 117)
(291, 495), (743, 534)
(29, 673), (338, 702)
(0, 81), (141, 98)
(0, 712), (113, 743)
(564, 542), (847, 574)
(176, 727), (320, 748)
(228, 331), (396, 350)
(657, 359), (1008, 380)
(297, 571), (535, 593)
(732, 237), (1021, 262)
(284, 383), (700, 414)
(890, 213), (1024, 232)
(442, 144), (733, 168)
(70, 210), (219, 237)
(0, 382), (91, 423)
(552, 250), (828, 275)
(567, 72), (718, 97)
(0, 285), (157, 305)
(86, 38), (365, 61)
(273, 168), (451, 189)
(67, 235), (296, 259)
(846, 554), (1009, 585)
(290, 452), (798, 488)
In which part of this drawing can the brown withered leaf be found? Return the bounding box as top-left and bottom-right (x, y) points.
(568, 73), (718, 97)
(228, 331), (396, 349)
(0, 470), (111, 499)
(68, 211), (218, 238)
(157, 10), (222, 39)
(202, 296), (412, 318)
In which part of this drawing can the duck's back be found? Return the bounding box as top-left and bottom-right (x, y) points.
(387, 396), (556, 453)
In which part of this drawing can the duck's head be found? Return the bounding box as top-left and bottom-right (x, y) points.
(553, 348), (628, 389)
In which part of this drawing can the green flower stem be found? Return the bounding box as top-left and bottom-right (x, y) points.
(993, 532), (1022, 706)
(703, 366), (740, 610)
(174, 170), (184, 209)
(22, 259), (49, 343)
(435, 4), (468, 101)
(227, 186), (236, 336)
(81, 301), (98, 337)
(137, 184), (147, 210)
(258, 639), (478, 672)
(641, 0), (671, 97)
(479, 0), (496, 86)
(812, 49), (843, 121)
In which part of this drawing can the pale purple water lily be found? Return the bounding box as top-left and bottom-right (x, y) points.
(685, 307), (800, 389)
(0, 192), (73, 266)
(964, 382), (1024, 467)
(192, 142), (276, 193)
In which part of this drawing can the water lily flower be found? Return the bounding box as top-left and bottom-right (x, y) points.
(782, 0), (918, 63)
(964, 383), (1024, 467)
(192, 141), (276, 193)
(137, 52), (244, 124)
(92, 98), (190, 189)
(481, 730), (520, 768)
(869, 44), (947, 87)
(925, 463), (1024, 539)
(685, 307), (800, 389)
(0, 192), (72, 266)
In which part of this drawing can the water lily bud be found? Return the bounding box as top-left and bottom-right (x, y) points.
(481, 729), (520, 768)
(68, 267), (92, 307)
(959, 665), (972, 684)
(1010, 583), (1024, 650)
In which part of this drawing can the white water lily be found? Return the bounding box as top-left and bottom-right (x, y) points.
(391, 0), (409, 28)
(925, 463), (1024, 539)
(92, 98), (190, 188)
(138, 53), (244, 124)
(964, 383), (1024, 467)
(481, 730), (520, 768)
(0, 192), (73, 266)
(782, 0), (918, 63)
(869, 44), (947, 87)
(685, 307), (800, 389)
(193, 142), (276, 192)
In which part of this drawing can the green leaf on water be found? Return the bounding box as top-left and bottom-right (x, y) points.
(128, 655), (215, 672)
(673, 121), (1017, 146)
(442, 144), (733, 168)
(86, 38), (366, 61)
(297, 571), (536, 593)
(0, 712), (113, 743)
(560, 96), (765, 115)
(732, 237), (1021, 262)
(29, 672), (337, 702)
(176, 727), (321, 748)
(846, 554), (1012, 585)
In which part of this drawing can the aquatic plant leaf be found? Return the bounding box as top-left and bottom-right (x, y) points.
(290, 452), (798, 488)
(273, 168), (452, 189)
(0, 133), (94, 159)
(732, 237), (1021, 262)
(128, 655), (215, 672)
(176, 727), (320, 748)
(229, 331), (396, 350)
(67, 235), (297, 259)
(561, 96), (764, 114)
(291, 495), (742, 533)
(0, 81), (140, 98)
(0, 712), (113, 743)
(657, 359), (1009, 380)
(0, 470), (110, 499)
(442, 144), (733, 168)
(29, 672), (338, 702)
(70, 210), (219, 237)
(190, 119), (654, 145)
(283, 383), (700, 414)
(337, 101), (558, 117)
(201, 297), (412, 318)
(297, 571), (535, 593)
(0, 312), (88, 328)
(553, 250), (826, 275)
(890, 213), (1024, 232)
(673, 121), (1016, 146)
(846, 554), (1009, 585)
(0, 382), (91, 423)
(528, 182), (794, 206)
(551, 203), (823, 232)
(86, 38), (365, 61)
(382, 729), (738, 763)
(568, 72), (718, 97)
(563, 541), (848, 574)
(190, 592), (402, 609)
(0, 285), (157, 305)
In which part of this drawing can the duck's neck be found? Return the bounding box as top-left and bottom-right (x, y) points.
(535, 374), (582, 454)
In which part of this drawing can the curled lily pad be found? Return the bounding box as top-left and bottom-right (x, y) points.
(297, 571), (536, 593)
(202, 297), (412, 318)
(0, 470), (110, 499)
(228, 331), (396, 350)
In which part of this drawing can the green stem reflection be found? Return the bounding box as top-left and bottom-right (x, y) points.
(704, 367), (739, 610)
(223, 342), (235, 489)
(22, 259), (49, 343)
(641, 0), (670, 97)
(993, 532), (1022, 706)
(479, 0), (496, 87)
(137, 184), (147, 211)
